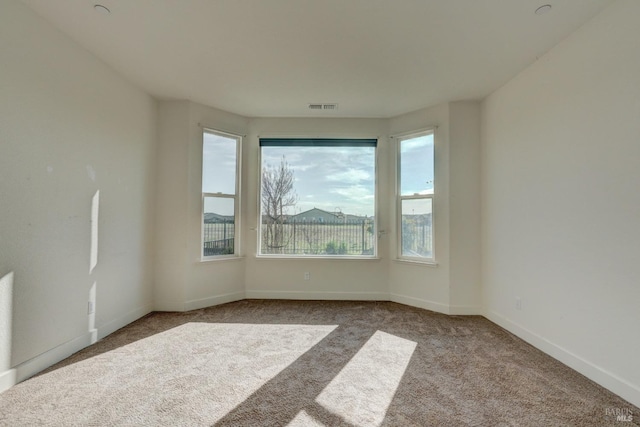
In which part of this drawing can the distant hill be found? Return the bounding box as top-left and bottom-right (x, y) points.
(291, 208), (370, 223)
(203, 212), (234, 223)
(205, 207), (376, 224)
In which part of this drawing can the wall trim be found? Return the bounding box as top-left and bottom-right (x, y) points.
(389, 293), (450, 315)
(184, 292), (246, 311)
(13, 331), (94, 385)
(0, 303), (155, 393)
(448, 304), (482, 315)
(245, 290), (390, 301)
(0, 368), (17, 394)
(98, 303), (154, 340)
(154, 300), (186, 312)
(485, 310), (640, 408)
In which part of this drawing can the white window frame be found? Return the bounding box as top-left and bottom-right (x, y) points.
(396, 129), (435, 263)
(257, 137), (378, 259)
(201, 128), (242, 260)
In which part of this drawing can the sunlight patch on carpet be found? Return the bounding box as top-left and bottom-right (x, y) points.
(315, 330), (416, 426)
(1, 322), (336, 426)
(288, 409), (327, 426)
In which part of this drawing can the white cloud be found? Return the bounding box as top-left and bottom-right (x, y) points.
(326, 168), (371, 184)
(400, 134), (433, 152)
(261, 145), (376, 216)
(330, 186), (374, 200)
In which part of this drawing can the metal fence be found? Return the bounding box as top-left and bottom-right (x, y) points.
(401, 220), (433, 258)
(203, 217), (432, 257)
(260, 218), (375, 255)
(203, 221), (235, 256)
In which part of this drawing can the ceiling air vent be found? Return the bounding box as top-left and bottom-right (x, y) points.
(308, 103), (339, 111)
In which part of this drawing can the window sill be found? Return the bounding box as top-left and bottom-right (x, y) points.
(393, 258), (438, 267)
(198, 256), (245, 264)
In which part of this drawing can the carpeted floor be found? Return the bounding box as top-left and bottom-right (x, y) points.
(0, 300), (637, 426)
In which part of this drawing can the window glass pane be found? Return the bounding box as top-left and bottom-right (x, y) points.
(400, 134), (434, 196)
(260, 144), (375, 256)
(203, 196), (235, 256)
(202, 132), (237, 194)
(401, 198), (432, 258)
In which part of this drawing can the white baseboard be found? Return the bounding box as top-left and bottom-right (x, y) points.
(184, 292), (245, 311)
(153, 300), (186, 312)
(1, 303), (153, 393)
(485, 310), (640, 408)
(390, 293), (450, 314)
(0, 368), (17, 394)
(245, 290), (390, 301)
(14, 331), (94, 384)
(98, 303), (154, 340)
(448, 304), (482, 315)
(390, 294), (481, 315)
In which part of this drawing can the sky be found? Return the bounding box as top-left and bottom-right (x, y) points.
(262, 145), (375, 216)
(399, 133), (434, 215)
(202, 132), (434, 217)
(400, 133), (434, 196)
(203, 132), (238, 215)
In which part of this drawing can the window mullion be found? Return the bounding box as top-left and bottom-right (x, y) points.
(203, 192), (236, 199)
(400, 194), (433, 201)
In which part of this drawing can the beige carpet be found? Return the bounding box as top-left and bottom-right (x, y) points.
(0, 300), (637, 426)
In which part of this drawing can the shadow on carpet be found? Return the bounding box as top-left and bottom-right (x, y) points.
(0, 300), (637, 426)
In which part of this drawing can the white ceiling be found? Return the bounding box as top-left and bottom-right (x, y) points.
(22, 0), (613, 118)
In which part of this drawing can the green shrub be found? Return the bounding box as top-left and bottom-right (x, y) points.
(326, 241), (347, 255)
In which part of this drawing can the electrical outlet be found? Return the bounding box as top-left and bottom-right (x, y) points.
(515, 297), (522, 311)
(304, 272), (310, 281)
(88, 300), (95, 315)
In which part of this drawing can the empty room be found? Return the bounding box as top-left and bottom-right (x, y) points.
(1, 0), (638, 425)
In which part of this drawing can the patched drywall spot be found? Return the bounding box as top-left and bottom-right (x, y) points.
(46, 166), (53, 173)
(86, 165), (96, 182)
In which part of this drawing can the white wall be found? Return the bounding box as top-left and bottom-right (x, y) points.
(155, 106), (482, 311)
(154, 101), (190, 311)
(388, 104), (452, 311)
(481, 0), (640, 407)
(186, 103), (249, 308)
(154, 101), (248, 311)
(155, 108), (395, 304)
(244, 118), (390, 300)
(0, 0), (157, 388)
(449, 102), (482, 313)
(4, 0), (636, 409)
(387, 102), (482, 315)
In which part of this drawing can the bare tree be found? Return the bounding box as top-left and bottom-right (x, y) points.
(262, 156), (297, 253)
